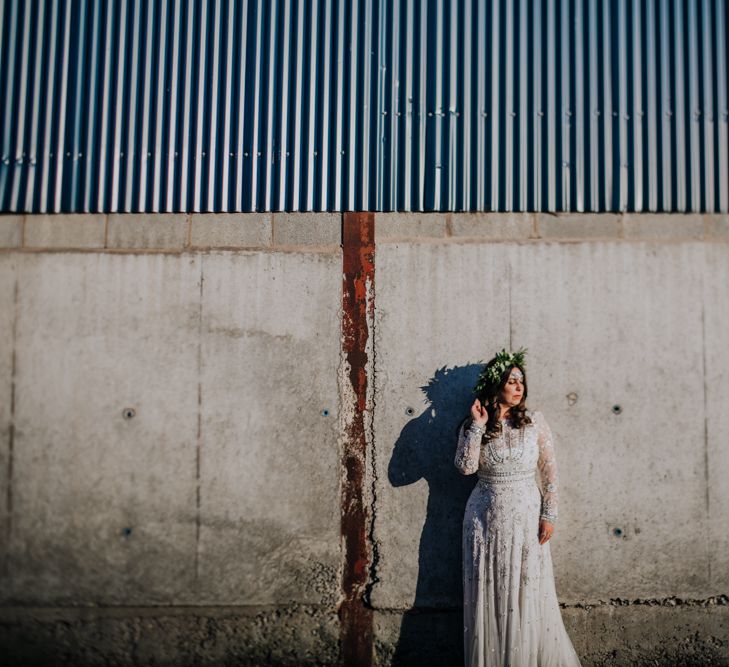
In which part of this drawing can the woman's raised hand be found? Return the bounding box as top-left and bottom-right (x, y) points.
(470, 398), (489, 428)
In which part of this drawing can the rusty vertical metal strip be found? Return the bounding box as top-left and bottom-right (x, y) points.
(339, 211), (375, 667)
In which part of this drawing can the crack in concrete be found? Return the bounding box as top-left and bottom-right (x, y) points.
(508, 260), (513, 349)
(364, 273), (380, 609)
(700, 284), (711, 587)
(568, 594), (729, 609)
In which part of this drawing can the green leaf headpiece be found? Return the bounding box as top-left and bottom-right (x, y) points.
(473, 347), (527, 396)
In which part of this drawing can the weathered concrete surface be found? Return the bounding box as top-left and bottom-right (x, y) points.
(536, 212), (621, 239)
(0, 215), (23, 247)
(3, 253), (202, 605)
(373, 601), (729, 666)
(0, 605), (341, 666)
(107, 214), (189, 249)
(622, 213), (705, 240)
(506, 242), (712, 600)
(0, 256), (17, 559)
(450, 212), (535, 240)
(196, 251), (341, 605)
(2, 213), (729, 665)
(375, 213), (447, 240)
(1, 601), (727, 666)
(372, 241), (729, 630)
(704, 244), (729, 592)
(24, 214), (106, 248)
(272, 212), (341, 246)
(189, 213), (273, 248)
(0, 250), (341, 609)
(373, 242), (511, 610)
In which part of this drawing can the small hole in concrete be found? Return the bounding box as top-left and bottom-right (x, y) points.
(405, 407), (415, 416)
(122, 527), (133, 538)
(321, 409), (330, 417)
(612, 405), (622, 415)
(122, 408), (136, 420)
(613, 527), (623, 537)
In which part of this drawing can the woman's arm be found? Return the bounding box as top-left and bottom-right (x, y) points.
(454, 420), (484, 475)
(536, 411), (558, 523)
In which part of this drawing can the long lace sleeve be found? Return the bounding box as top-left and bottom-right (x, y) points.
(535, 411), (558, 523)
(454, 420), (484, 475)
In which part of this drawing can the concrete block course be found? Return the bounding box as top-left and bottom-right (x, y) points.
(24, 213), (106, 248)
(189, 213), (272, 248)
(450, 212), (535, 240)
(272, 212), (341, 246)
(107, 213), (189, 249)
(622, 212), (705, 240)
(0, 215), (23, 247)
(375, 212), (447, 240)
(536, 212), (620, 239)
(707, 213), (729, 240)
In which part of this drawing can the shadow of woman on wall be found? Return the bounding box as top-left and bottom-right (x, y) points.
(387, 363), (483, 666)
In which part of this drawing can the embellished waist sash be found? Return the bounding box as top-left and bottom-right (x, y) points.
(477, 469), (536, 485)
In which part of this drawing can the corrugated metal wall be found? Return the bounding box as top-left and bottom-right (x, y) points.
(0, 0), (727, 213)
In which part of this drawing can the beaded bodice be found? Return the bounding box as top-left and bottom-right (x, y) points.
(480, 414), (539, 476)
(454, 409), (559, 523)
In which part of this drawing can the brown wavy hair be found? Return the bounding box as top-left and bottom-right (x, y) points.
(459, 361), (532, 441)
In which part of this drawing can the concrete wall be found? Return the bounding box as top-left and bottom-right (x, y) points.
(0, 212), (728, 665)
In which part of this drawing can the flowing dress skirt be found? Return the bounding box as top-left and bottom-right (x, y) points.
(462, 474), (582, 666)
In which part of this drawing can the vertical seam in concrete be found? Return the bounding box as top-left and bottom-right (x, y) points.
(700, 291), (711, 587)
(339, 211), (375, 667)
(3, 276), (19, 578)
(20, 215), (26, 247)
(186, 213), (192, 249)
(194, 258), (205, 583)
(508, 262), (513, 349)
(103, 214), (109, 248)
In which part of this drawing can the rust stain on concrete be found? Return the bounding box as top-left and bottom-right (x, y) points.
(339, 212), (375, 667)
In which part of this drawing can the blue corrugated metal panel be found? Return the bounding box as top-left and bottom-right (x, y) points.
(0, 0), (727, 213)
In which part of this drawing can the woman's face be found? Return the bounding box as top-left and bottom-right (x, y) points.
(499, 367), (524, 407)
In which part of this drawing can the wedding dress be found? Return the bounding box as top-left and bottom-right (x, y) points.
(454, 409), (581, 666)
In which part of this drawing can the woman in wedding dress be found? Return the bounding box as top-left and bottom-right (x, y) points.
(454, 349), (581, 666)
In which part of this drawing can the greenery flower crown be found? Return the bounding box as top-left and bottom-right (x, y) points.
(473, 347), (528, 396)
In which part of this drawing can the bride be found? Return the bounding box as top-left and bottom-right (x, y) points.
(454, 349), (581, 666)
